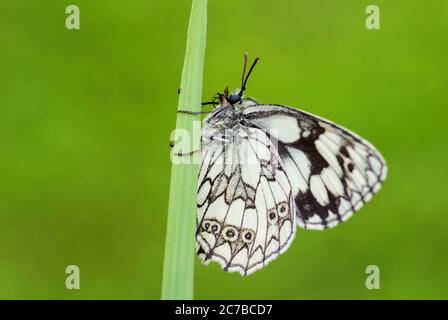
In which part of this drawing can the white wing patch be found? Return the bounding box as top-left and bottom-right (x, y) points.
(251, 114), (301, 143)
(244, 104), (387, 230)
(196, 126), (296, 275)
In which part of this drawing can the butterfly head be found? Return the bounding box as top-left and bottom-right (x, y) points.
(227, 89), (243, 105)
(211, 54), (260, 108)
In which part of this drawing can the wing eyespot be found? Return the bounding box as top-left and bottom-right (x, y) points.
(222, 226), (238, 242)
(277, 201), (289, 218)
(210, 221), (221, 234)
(202, 219), (221, 234)
(241, 229), (255, 244)
(267, 208), (278, 224)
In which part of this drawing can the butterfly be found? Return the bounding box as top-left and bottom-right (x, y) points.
(178, 54), (387, 276)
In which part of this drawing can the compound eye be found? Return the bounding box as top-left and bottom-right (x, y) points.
(228, 94), (241, 104)
(241, 229), (255, 244)
(268, 208), (278, 224)
(222, 226), (238, 242)
(277, 202), (289, 218)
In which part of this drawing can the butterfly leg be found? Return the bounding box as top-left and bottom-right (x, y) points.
(170, 140), (211, 157)
(174, 149), (201, 157)
(177, 110), (212, 115)
(177, 101), (217, 115)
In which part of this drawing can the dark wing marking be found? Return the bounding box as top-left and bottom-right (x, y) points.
(243, 104), (387, 230)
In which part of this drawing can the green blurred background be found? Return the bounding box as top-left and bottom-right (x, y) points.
(1, 0), (447, 299)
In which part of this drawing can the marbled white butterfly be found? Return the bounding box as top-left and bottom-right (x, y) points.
(179, 55), (387, 276)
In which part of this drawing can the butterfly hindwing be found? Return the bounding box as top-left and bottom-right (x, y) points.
(196, 125), (296, 275)
(243, 104), (387, 230)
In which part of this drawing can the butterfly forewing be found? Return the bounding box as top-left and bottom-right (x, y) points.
(243, 104), (387, 230)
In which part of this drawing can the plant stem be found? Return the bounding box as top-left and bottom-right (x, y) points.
(161, 0), (207, 300)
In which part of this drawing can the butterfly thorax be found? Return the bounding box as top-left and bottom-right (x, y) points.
(204, 97), (256, 129)
(205, 106), (242, 129)
(201, 104), (257, 148)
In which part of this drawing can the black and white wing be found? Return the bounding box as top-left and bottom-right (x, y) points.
(243, 104), (387, 230)
(196, 126), (296, 275)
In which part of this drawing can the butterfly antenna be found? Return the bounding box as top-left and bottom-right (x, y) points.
(240, 54), (260, 96)
(241, 53), (248, 91)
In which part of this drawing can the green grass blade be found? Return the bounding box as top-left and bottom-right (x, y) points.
(161, 0), (207, 300)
